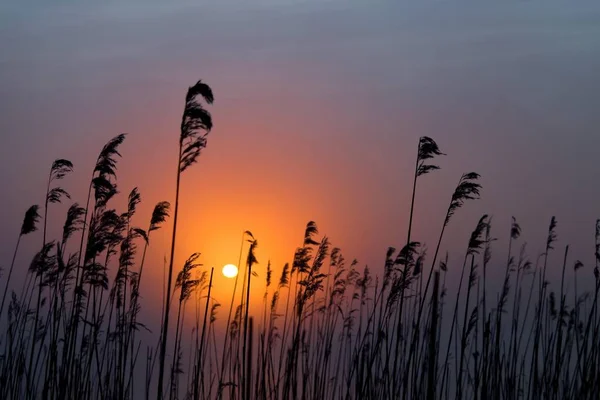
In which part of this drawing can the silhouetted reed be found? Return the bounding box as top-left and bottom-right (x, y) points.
(157, 80), (214, 400)
(2, 82), (600, 400)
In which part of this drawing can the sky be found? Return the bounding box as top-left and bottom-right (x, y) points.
(1, 0), (600, 326)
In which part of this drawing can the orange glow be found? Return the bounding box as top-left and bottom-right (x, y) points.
(54, 71), (430, 331)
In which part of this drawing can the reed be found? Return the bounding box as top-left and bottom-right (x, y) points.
(1, 82), (599, 400)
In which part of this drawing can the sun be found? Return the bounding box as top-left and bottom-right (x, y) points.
(222, 264), (239, 279)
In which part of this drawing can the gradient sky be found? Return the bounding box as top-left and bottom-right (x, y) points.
(2, 0), (600, 322)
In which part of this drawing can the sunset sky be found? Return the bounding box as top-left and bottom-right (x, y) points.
(1, 0), (600, 324)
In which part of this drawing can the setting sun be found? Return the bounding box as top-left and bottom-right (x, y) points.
(222, 264), (239, 279)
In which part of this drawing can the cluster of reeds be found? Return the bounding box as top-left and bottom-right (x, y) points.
(1, 80), (599, 400)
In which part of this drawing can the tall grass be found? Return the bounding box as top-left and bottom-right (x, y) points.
(157, 80), (214, 400)
(1, 81), (600, 400)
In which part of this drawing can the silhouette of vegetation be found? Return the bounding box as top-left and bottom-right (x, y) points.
(1, 80), (600, 400)
(157, 80), (214, 400)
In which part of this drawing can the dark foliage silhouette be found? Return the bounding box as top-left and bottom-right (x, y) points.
(1, 81), (600, 400)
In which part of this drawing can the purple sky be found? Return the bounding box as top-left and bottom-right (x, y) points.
(1, 0), (600, 314)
